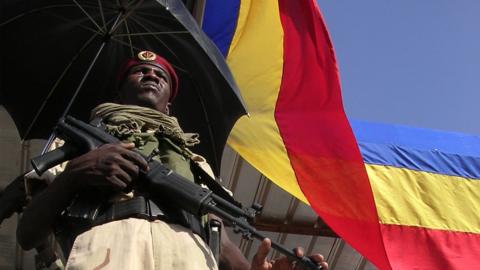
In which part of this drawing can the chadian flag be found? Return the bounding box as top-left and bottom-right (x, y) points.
(352, 120), (480, 269)
(203, 1), (391, 269)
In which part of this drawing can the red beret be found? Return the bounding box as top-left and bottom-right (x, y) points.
(117, 51), (179, 101)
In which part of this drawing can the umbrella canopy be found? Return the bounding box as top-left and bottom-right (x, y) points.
(0, 0), (247, 175)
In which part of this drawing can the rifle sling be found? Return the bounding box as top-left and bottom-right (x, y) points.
(191, 162), (241, 208)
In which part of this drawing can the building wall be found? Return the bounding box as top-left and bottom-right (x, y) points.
(0, 106), (41, 270)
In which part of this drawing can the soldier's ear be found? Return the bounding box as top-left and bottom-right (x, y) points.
(165, 103), (171, 115)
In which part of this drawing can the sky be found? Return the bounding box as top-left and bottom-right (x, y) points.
(317, 0), (480, 136)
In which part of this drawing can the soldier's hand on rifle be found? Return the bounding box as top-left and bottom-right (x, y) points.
(250, 238), (328, 270)
(61, 142), (148, 191)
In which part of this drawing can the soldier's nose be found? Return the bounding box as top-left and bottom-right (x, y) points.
(144, 69), (160, 83)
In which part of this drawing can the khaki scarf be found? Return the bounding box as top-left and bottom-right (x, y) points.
(91, 103), (200, 147)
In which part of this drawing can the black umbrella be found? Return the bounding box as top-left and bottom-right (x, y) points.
(0, 0), (247, 175)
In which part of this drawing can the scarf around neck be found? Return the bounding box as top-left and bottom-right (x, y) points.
(91, 103), (200, 147)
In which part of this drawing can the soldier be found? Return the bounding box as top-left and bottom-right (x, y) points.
(17, 51), (328, 270)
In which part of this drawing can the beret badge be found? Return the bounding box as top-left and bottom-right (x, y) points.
(137, 51), (157, 61)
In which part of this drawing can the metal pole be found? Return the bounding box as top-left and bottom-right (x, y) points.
(14, 141), (30, 270)
(192, 0), (206, 26)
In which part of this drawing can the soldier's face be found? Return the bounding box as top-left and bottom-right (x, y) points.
(117, 63), (171, 113)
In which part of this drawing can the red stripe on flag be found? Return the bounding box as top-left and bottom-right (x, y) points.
(275, 0), (390, 269)
(381, 224), (480, 269)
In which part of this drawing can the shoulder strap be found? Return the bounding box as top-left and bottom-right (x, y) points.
(190, 162), (242, 208)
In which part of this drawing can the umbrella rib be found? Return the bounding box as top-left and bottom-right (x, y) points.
(111, 23), (181, 61)
(122, 19), (135, 57)
(127, 16), (187, 72)
(109, 36), (143, 53)
(124, 0), (146, 11)
(130, 11), (179, 22)
(109, 0), (144, 35)
(114, 31), (189, 37)
(42, 10), (105, 36)
(0, 4), (100, 26)
(97, 0), (107, 30)
(61, 11), (125, 120)
(22, 33), (100, 140)
(37, 4), (121, 38)
(72, 0), (104, 33)
(109, 35), (172, 65)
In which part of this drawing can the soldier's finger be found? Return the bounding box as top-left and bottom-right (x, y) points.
(309, 254), (325, 263)
(118, 148), (149, 171)
(119, 142), (136, 149)
(118, 160), (141, 178)
(293, 247), (305, 258)
(252, 238), (272, 267)
(113, 165), (134, 184)
(106, 175), (128, 189)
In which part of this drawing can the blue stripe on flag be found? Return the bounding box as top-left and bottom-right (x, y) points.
(351, 120), (480, 156)
(359, 142), (480, 179)
(351, 120), (480, 179)
(202, 0), (240, 56)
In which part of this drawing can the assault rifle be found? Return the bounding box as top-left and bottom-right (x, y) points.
(27, 116), (321, 269)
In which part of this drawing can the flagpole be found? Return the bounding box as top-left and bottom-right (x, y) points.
(191, 0), (206, 26)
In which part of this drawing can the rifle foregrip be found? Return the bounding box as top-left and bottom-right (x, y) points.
(31, 144), (79, 175)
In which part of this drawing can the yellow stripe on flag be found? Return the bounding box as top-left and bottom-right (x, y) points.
(367, 164), (480, 233)
(226, 0), (307, 203)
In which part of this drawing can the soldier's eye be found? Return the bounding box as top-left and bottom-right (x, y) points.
(155, 70), (168, 79)
(131, 68), (142, 74)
